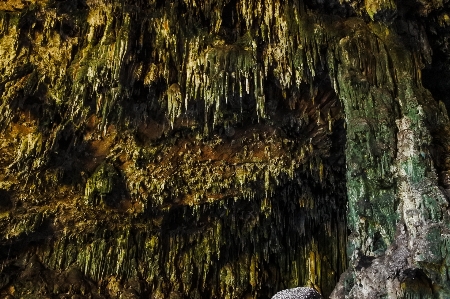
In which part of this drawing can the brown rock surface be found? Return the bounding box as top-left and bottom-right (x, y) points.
(0, 0), (450, 298)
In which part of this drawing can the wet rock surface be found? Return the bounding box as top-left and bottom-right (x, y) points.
(0, 0), (450, 298)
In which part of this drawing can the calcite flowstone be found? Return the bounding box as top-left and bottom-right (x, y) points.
(1, 0), (450, 298)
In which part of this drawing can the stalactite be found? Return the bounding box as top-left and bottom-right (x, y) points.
(2, 0), (449, 298)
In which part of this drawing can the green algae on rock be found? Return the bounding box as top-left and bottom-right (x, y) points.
(1, 0), (450, 298)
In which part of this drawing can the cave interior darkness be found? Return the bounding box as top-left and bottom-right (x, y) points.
(0, 0), (450, 298)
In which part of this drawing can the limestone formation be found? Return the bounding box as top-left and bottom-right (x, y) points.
(0, 0), (449, 298)
(272, 287), (323, 299)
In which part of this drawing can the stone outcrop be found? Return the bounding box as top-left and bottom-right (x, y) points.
(0, 0), (450, 298)
(272, 287), (323, 299)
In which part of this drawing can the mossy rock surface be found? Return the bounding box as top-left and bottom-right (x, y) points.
(1, 0), (450, 298)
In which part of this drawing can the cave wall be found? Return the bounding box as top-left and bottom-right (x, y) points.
(0, 0), (450, 298)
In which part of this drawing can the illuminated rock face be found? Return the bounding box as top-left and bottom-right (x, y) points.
(0, 0), (450, 298)
(272, 287), (323, 299)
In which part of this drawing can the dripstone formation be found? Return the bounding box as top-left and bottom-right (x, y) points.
(0, 0), (450, 298)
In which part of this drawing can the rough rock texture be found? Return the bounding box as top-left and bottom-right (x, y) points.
(0, 0), (450, 298)
(272, 287), (323, 299)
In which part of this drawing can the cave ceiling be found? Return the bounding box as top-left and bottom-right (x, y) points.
(1, 0), (450, 298)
